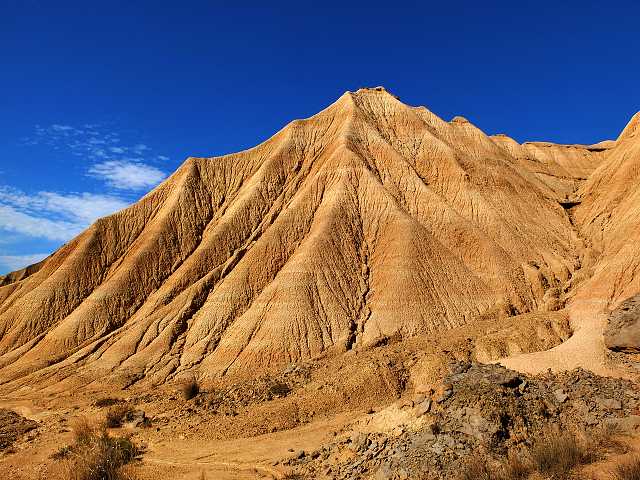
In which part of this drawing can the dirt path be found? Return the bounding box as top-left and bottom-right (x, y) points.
(138, 412), (354, 480)
(142, 457), (279, 479)
(499, 300), (627, 377)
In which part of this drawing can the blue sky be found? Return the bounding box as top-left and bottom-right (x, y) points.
(1, 1), (639, 273)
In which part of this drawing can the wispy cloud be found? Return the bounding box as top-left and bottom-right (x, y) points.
(1, 123), (172, 273)
(88, 160), (166, 190)
(0, 186), (128, 241)
(0, 253), (50, 272)
(24, 124), (169, 191)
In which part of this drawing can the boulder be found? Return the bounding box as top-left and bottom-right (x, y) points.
(605, 294), (640, 352)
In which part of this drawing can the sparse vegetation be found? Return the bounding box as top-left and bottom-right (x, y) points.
(501, 449), (531, 480)
(529, 431), (593, 476)
(459, 456), (503, 480)
(181, 378), (200, 400)
(53, 416), (140, 480)
(268, 381), (291, 398)
(105, 404), (135, 428)
(94, 398), (123, 408)
(588, 423), (627, 454)
(457, 428), (615, 480)
(612, 456), (640, 480)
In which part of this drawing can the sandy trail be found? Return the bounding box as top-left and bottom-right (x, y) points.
(500, 300), (627, 378)
(139, 412), (353, 479)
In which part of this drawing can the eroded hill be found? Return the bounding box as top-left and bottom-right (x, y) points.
(0, 88), (637, 393)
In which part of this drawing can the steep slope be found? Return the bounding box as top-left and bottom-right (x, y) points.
(573, 112), (640, 306)
(500, 111), (640, 377)
(0, 88), (606, 390)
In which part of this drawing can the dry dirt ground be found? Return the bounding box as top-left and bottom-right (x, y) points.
(1, 306), (639, 479)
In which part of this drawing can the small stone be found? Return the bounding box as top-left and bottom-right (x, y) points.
(414, 399), (432, 417)
(497, 371), (522, 388)
(435, 387), (453, 403)
(599, 398), (623, 410)
(554, 389), (569, 403)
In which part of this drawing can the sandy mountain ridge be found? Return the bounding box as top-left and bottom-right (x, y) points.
(0, 87), (637, 393)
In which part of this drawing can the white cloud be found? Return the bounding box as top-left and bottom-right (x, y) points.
(0, 204), (82, 241)
(0, 253), (49, 272)
(88, 160), (166, 190)
(38, 192), (130, 223)
(2, 123), (172, 274)
(0, 187), (129, 241)
(23, 124), (170, 192)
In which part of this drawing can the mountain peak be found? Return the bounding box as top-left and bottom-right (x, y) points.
(350, 85), (400, 99)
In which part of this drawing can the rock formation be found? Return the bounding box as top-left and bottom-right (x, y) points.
(0, 87), (637, 391)
(605, 294), (640, 352)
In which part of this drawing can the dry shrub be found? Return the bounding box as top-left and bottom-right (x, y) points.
(458, 456), (502, 480)
(501, 449), (531, 480)
(281, 473), (304, 480)
(612, 456), (640, 480)
(459, 427), (625, 480)
(105, 404), (134, 428)
(54, 416), (139, 480)
(94, 398), (123, 408)
(71, 416), (97, 446)
(529, 431), (593, 477)
(268, 381), (291, 398)
(588, 423), (627, 454)
(181, 378), (200, 400)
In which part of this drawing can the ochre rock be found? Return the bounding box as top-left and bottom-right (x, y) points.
(0, 88), (637, 389)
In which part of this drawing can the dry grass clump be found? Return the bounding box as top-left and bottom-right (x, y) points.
(52, 416), (139, 480)
(94, 398), (123, 408)
(458, 456), (503, 480)
(180, 378), (200, 400)
(267, 381), (291, 398)
(501, 450), (530, 480)
(71, 416), (97, 445)
(104, 404), (135, 428)
(588, 423), (627, 454)
(528, 431), (594, 476)
(611, 456), (640, 480)
(457, 428), (610, 480)
(458, 451), (530, 480)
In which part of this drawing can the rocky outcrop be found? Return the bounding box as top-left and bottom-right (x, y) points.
(0, 410), (37, 451)
(289, 363), (640, 479)
(605, 294), (640, 352)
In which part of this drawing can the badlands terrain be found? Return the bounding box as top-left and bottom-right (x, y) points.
(1, 87), (640, 479)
